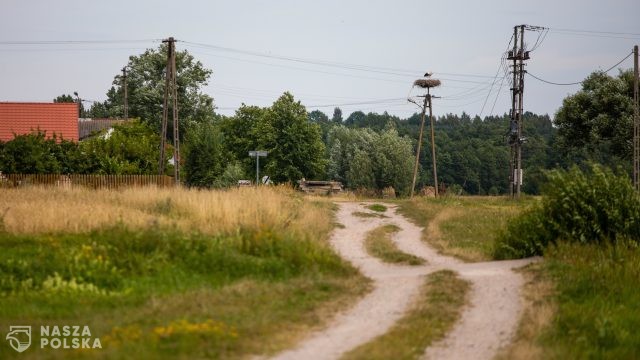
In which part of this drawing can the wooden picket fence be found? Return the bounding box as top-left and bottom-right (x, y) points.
(0, 174), (175, 190)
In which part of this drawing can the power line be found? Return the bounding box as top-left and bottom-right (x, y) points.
(0, 39), (161, 45)
(548, 27), (640, 37)
(527, 51), (634, 86)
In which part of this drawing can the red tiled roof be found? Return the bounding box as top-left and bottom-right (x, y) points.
(0, 102), (79, 142)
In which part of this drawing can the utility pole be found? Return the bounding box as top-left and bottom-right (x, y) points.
(158, 37), (180, 185)
(410, 95), (428, 198)
(122, 67), (128, 120)
(634, 44), (639, 191)
(409, 76), (441, 197)
(427, 87), (439, 196)
(507, 25), (530, 199)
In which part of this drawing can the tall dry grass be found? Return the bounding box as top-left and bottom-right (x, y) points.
(0, 185), (330, 239)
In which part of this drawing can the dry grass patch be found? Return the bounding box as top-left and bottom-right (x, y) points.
(0, 186), (329, 239)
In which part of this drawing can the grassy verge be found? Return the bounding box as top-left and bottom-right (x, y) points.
(498, 242), (640, 359)
(398, 196), (530, 262)
(364, 225), (425, 265)
(342, 270), (470, 360)
(0, 187), (369, 359)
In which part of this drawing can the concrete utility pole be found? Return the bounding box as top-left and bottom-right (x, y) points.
(158, 37), (180, 185)
(634, 45), (639, 191)
(409, 76), (441, 197)
(507, 25), (530, 199)
(122, 67), (128, 120)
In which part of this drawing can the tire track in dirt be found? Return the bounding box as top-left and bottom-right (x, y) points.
(271, 202), (537, 360)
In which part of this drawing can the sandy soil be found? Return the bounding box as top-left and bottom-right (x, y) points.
(271, 202), (538, 360)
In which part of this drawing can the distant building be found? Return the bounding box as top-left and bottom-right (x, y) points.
(0, 102), (79, 142)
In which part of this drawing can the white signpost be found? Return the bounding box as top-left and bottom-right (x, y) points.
(249, 151), (268, 186)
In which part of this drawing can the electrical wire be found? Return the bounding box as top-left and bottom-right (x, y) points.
(0, 39), (161, 45)
(527, 51), (634, 86)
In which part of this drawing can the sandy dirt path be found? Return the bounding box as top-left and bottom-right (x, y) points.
(271, 202), (537, 360)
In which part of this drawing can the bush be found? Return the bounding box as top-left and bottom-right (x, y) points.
(493, 164), (640, 259)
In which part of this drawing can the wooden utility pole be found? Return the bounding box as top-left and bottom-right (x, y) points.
(122, 67), (128, 120)
(158, 37), (180, 185)
(409, 77), (441, 197)
(427, 88), (438, 197)
(634, 45), (639, 191)
(507, 25), (529, 199)
(410, 95), (428, 198)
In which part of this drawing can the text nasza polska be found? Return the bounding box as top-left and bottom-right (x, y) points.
(40, 326), (102, 349)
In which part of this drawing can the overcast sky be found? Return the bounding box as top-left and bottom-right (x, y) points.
(1, 0), (638, 120)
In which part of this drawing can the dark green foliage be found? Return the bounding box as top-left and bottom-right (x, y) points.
(0, 132), (82, 174)
(79, 120), (161, 174)
(327, 124), (415, 195)
(183, 122), (226, 187)
(494, 164), (640, 259)
(554, 70), (634, 161)
(220, 93), (327, 184)
(331, 107), (343, 124)
(262, 93), (327, 182)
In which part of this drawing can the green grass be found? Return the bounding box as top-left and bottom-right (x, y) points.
(364, 225), (425, 265)
(398, 196), (530, 262)
(0, 226), (369, 358)
(342, 270), (470, 360)
(539, 242), (640, 359)
(352, 211), (388, 219)
(366, 204), (387, 213)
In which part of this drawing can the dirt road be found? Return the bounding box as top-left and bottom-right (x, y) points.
(272, 202), (537, 360)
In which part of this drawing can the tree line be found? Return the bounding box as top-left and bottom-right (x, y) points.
(1, 44), (635, 196)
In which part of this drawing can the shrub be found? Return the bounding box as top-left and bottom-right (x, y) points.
(493, 164), (640, 259)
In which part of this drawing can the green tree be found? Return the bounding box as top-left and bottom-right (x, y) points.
(260, 93), (327, 182)
(183, 122), (226, 187)
(331, 107), (343, 124)
(219, 105), (266, 176)
(80, 120), (161, 174)
(102, 45), (215, 136)
(0, 132), (62, 173)
(554, 69), (634, 161)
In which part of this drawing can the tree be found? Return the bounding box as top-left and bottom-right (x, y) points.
(326, 124), (415, 195)
(101, 45), (215, 136)
(0, 132), (62, 173)
(331, 107), (343, 124)
(80, 120), (161, 174)
(183, 121), (226, 187)
(554, 69), (634, 161)
(260, 93), (327, 182)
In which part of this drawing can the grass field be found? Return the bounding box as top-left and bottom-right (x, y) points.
(397, 196), (533, 261)
(0, 186), (369, 359)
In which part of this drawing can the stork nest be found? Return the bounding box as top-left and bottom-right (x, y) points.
(413, 79), (441, 88)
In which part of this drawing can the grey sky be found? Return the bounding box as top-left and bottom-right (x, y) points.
(1, 0), (638, 120)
